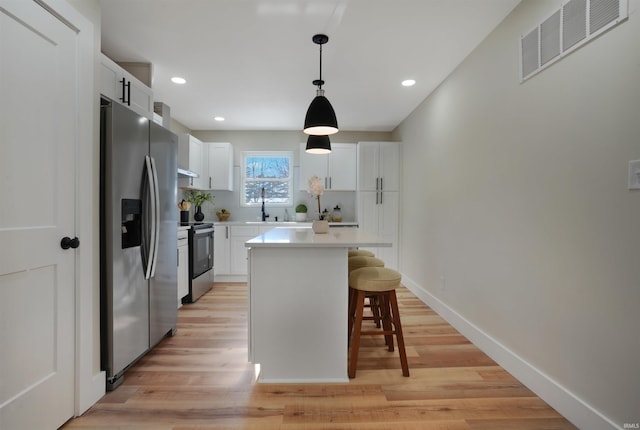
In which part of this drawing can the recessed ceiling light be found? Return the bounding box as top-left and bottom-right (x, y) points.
(171, 77), (186, 84)
(401, 79), (416, 87)
(214, 116), (225, 122)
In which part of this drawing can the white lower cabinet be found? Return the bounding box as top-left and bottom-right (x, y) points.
(177, 229), (189, 307)
(215, 225), (273, 280)
(230, 226), (261, 276)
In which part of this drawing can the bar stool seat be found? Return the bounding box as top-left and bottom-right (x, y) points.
(348, 267), (409, 378)
(348, 249), (375, 258)
(348, 256), (384, 273)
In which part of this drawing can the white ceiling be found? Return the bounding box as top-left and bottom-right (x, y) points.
(100, 0), (520, 132)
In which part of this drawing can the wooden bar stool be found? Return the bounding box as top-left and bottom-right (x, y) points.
(348, 256), (384, 331)
(348, 267), (409, 378)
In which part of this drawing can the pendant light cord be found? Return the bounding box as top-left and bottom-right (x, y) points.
(318, 43), (323, 90)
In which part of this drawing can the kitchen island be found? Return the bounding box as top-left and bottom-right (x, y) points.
(245, 226), (391, 383)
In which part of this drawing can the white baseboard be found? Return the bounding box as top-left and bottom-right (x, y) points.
(401, 274), (618, 430)
(214, 274), (247, 283)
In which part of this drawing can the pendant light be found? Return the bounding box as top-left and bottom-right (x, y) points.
(304, 34), (338, 140)
(305, 134), (331, 155)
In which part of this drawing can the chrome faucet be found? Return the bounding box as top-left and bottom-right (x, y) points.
(261, 187), (269, 221)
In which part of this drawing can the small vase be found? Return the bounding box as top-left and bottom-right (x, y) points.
(312, 219), (329, 234)
(194, 206), (204, 222)
(295, 212), (306, 222)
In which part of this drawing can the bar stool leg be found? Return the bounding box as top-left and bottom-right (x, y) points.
(389, 290), (409, 377)
(348, 287), (357, 344)
(379, 294), (394, 351)
(348, 290), (366, 379)
(369, 295), (382, 328)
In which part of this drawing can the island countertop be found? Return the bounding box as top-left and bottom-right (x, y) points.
(245, 226), (391, 248)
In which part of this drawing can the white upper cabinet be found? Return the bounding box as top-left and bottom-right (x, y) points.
(178, 134), (205, 189)
(357, 142), (401, 192)
(206, 142), (234, 191)
(299, 142), (357, 191)
(100, 54), (153, 119)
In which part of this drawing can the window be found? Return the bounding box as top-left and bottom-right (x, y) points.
(241, 151), (293, 207)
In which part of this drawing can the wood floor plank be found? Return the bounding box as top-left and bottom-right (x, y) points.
(63, 282), (577, 429)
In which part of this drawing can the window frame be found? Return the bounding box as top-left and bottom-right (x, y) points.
(241, 150), (294, 208)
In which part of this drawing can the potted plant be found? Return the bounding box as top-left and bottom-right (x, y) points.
(216, 208), (230, 222)
(185, 191), (213, 221)
(295, 203), (307, 222)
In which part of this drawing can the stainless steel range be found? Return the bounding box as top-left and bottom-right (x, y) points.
(183, 223), (214, 303)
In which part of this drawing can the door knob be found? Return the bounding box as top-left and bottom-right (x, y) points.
(60, 236), (80, 250)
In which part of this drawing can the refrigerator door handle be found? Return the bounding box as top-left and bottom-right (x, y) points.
(143, 155), (157, 280)
(149, 156), (161, 278)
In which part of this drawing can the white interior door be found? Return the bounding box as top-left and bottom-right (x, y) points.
(0, 1), (78, 428)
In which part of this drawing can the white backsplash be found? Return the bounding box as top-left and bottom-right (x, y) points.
(179, 166), (357, 224)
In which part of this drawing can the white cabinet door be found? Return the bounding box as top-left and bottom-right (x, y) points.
(327, 144), (357, 190)
(207, 142), (234, 190)
(357, 143), (380, 191)
(178, 134), (206, 189)
(100, 54), (153, 119)
(378, 191), (399, 269)
(379, 143), (401, 192)
(299, 142), (356, 191)
(357, 191), (379, 237)
(357, 191), (399, 269)
(0, 2), (78, 428)
(177, 231), (189, 307)
(230, 226), (260, 275)
(357, 142), (401, 192)
(299, 142), (329, 190)
(214, 224), (231, 276)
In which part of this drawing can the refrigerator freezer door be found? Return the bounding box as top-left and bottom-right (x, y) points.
(149, 122), (178, 346)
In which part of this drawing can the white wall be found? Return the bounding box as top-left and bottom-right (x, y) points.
(392, 1), (640, 428)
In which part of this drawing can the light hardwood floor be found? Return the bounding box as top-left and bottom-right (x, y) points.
(63, 283), (576, 429)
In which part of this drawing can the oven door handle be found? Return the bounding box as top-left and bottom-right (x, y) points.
(194, 227), (215, 235)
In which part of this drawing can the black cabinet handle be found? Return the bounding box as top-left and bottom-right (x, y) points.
(126, 80), (131, 105)
(119, 78), (130, 105)
(61, 237), (80, 250)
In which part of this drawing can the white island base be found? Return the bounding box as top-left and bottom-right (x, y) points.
(246, 227), (390, 383)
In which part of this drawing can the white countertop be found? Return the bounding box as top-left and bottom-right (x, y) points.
(245, 226), (390, 248)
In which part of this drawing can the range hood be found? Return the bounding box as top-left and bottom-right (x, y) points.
(177, 168), (199, 178)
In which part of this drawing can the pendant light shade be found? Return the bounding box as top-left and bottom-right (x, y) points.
(305, 134), (331, 154)
(303, 34), (338, 137)
(304, 90), (338, 136)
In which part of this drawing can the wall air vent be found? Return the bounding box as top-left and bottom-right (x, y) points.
(540, 10), (561, 66)
(520, 0), (628, 82)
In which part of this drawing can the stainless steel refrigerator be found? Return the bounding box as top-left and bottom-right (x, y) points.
(100, 98), (178, 390)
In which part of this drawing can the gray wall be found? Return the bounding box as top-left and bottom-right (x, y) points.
(392, 0), (640, 427)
